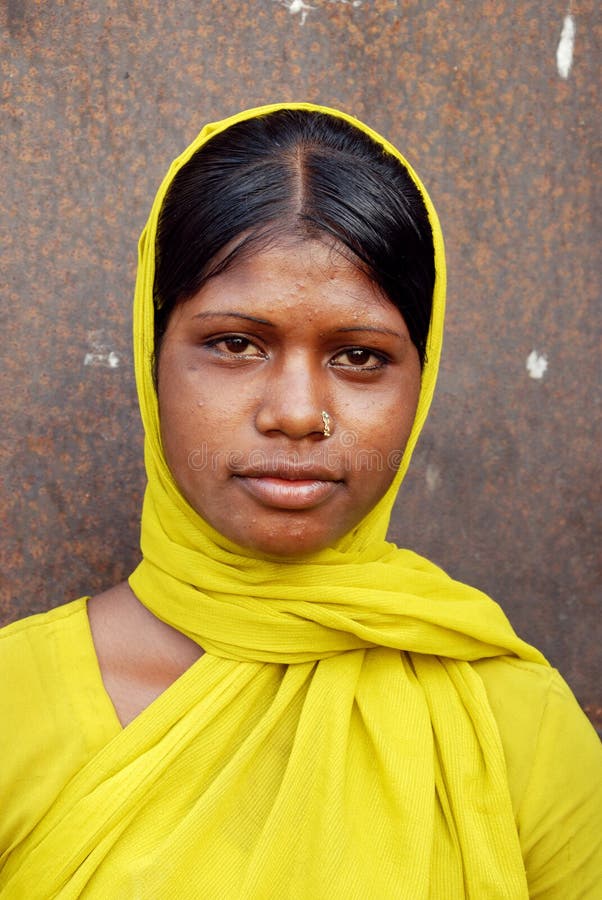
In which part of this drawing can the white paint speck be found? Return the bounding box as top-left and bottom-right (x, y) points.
(84, 350), (120, 369)
(425, 463), (441, 493)
(526, 350), (548, 380)
(556, 14), (575, 79)
(84, 330), (120, 369)
(276, 0), (315, 25)
(274, 0), (362, 24)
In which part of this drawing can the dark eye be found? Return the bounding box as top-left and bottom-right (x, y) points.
(331, 347), (387, 369)
(206, 335), (264, 358)
(222, 337), (254, 354)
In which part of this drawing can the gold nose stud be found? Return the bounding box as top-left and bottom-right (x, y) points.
(321, 411), (331, 438)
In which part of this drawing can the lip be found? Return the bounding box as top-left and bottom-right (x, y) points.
(232, 462), (341, 481)
(234, 474), (341, 510)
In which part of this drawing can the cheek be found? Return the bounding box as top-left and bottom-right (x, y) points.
(353, 375), (420, 488)
(157, 362), (255, 497)
(159, 352), (220, 434)
(346, 371), (420, 449)
(157, 362), (204, 477)
(345, 433), (404, 501)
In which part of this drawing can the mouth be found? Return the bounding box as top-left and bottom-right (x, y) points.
(233, 467), (342, 510)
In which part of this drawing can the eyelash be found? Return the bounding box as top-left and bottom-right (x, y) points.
(205, 336), (265, 358)
(204, 335), (389, 371)
(331, 348), (388, 371)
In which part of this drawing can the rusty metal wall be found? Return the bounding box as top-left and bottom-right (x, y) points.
(1, 1), (599, 729)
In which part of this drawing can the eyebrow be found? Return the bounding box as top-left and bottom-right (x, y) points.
(191, 313), (406, 340)
(334, 325), (406, 340)
(192, 311), (275, 327)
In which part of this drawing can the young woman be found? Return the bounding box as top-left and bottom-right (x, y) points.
(1, 102), (600, 898)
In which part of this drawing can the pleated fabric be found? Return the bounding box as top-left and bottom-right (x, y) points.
(0, 103), (548, 898)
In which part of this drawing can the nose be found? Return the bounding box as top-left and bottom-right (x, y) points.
(254, 352), (328, 440)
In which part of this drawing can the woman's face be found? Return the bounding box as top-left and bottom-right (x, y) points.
(157, 238), (422, 557)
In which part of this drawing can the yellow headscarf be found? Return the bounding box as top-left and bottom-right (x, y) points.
(2, 103), (546, 898)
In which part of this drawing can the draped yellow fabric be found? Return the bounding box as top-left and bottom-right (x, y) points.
(1, 103), (548, 898)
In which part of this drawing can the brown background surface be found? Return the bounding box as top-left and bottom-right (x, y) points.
(1, 1), (600, 730)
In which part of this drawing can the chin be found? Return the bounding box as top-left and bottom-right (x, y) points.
(236, 521), (340, 559)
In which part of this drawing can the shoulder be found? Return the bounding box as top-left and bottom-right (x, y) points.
(0, 597), (120, 856)
(473, 655), (600, 785)
(0, 596), (88, 636)
(0, 596), (91, 757)
(1, 599), (87, 777)
(0, 595), (113, 744)
(0, 597), (90, 675)
(0, 597), (96, 729)
(474, 656), (602, 897)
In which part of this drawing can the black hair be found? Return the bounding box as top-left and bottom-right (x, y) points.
(154, 109), (435, 366)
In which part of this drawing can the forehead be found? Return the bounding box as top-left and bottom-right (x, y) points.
(177, 238), (408, 334)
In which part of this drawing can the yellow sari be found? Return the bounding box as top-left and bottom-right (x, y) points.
(1, 103), (547, 898)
